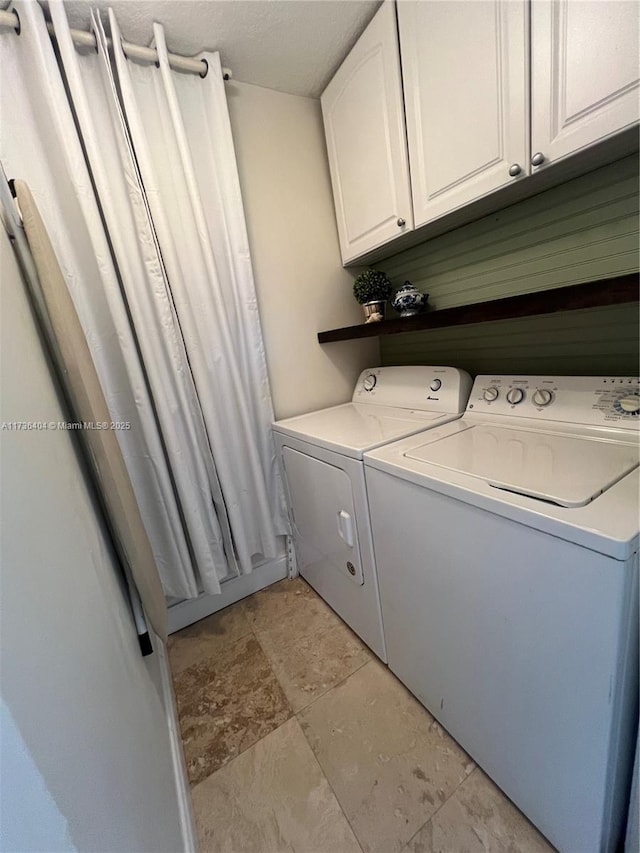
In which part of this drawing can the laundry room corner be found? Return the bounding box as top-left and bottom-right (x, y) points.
(226, 80), (379, 421)
(2, 1), (638, 850)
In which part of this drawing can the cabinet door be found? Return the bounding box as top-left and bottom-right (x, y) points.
(398, 0), (529, 228)
(321, 1), (413, 264)
(532, 1), (639, 168)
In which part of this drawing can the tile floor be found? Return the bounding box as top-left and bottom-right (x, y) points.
(169, 577), (555, 853)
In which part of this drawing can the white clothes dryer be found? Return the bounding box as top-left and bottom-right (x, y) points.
(365, 375), (640, 852)
(272, 366), (472, 660)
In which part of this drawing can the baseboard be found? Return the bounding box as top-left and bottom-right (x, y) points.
(156, 638), (198, 853)
(167, 554), (288, 634)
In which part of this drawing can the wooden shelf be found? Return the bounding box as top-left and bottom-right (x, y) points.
(318, 273), (639, 344)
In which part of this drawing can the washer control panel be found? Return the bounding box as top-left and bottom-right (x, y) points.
(467, 375), (640, 428)
(353, 366), (473, 413)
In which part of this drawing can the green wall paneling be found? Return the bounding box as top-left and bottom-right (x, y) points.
(380, 303), (639, 377)
(377, 155), (639, 376)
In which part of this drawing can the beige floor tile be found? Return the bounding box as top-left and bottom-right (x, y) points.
(404, 768), (556, 853)
(168, 601), (253, 676)
(260, 618), (372, 712)
(242, 577), (342, 646)
(192, 717), (363, 853)
(298, 660), (475, 853)
(173, 633), (291, 786)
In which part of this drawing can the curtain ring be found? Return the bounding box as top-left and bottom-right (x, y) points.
(199, 58), (209, 79)
(13, 9), (21, 35)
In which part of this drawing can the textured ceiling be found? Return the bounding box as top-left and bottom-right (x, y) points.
(58, 0), (382, 97)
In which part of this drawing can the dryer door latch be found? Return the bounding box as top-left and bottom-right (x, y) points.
(337, 510), (354, 548)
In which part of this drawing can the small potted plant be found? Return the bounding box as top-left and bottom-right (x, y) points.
(353, 269), (393, 324)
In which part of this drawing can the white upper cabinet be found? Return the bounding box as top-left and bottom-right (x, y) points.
(321, 0), (639, 264)
(321, 1), (413, 263)
(532, 0), (640, 169)
(398, 0), (529, 229)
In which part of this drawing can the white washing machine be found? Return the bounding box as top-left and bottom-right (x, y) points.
(272, 366), (472, 660)
(364, 375), (640, 852)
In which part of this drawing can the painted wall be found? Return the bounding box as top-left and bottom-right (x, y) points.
(1, 701), (76, 852)
(379, 156), (639, 376)
(0, 231), (185, 852)
(226, 80), (379, 420)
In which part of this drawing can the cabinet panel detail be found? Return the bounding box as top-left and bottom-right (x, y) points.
(399, 0), (529, 227)
(532, 0), (640, 165)
(328, 46), (396, 245)
(321, 1), (413, 263)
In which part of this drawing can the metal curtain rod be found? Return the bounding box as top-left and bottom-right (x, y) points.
(0, 8), (232, 79)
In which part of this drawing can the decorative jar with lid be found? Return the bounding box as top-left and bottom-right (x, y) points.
(391, 282), (428, 317)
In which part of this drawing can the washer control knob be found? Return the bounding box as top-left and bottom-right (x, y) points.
(506, 388), (525, 405)
(362, 374), (377, 392)
(430, 379), (442, 392)
(533, 388), (553, 407)
(483, 387), (499, 402)
(615, 394), (640, 415)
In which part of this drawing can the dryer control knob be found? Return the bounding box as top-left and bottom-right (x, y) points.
(506, 388), (525, 405)
(615, 394), (640, 415)
(483, 387), (499, 402)
(363, 374), (377, 392)
(533, 389), (553, 407)
(430, 379), (442, 392)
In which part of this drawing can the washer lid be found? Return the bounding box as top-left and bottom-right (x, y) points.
(273, 403), (447, 458)
(405, 425), (640, 507)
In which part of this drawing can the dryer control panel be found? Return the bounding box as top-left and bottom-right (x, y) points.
(353, 366), (472, 413)
(467, 375), (640, 428)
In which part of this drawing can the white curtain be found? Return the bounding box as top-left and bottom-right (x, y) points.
(0, 0), (201, 599)
(49, 4), (234, 598)
(106, 12), (290, 573)
(1, 0), (290, 598)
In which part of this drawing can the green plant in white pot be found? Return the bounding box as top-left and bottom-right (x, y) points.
(353, 269), (393, 324)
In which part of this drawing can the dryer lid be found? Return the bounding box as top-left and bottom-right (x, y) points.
(273, 403), (446, 458)
(405, 425), (639, 507)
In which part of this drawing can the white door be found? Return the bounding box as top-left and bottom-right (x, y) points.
(398, 0), (529, 227)
(282, 447), (364, 586)
(531, 0), (640, 169)
(321, 0), (413, 263)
